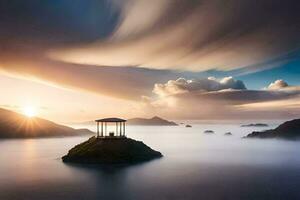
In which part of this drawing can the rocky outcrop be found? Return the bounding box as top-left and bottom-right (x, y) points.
(241, 123), (268, 127)
(245, 119), (300, 140)
(204, 130), (214, 134)
(62, 137), (163, 164)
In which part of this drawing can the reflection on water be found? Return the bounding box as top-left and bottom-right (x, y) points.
(1, 122), (300, 200)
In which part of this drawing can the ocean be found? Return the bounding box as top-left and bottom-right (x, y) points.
(1, 121), (300, 200)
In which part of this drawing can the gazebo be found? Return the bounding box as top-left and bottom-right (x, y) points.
(95, 118), (127, 138)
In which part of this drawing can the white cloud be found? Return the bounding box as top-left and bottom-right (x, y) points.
(143, 78), (300, 119)
(153, 77), (246, 97)
(267, 79), (289, 90)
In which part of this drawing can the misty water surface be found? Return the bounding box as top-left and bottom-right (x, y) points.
(1, 122), (300, 200)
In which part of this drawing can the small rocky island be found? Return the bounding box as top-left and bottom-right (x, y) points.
(245, 119), (300, 140)
(224, 132), (232, 136)
(204, 130), (214, 134)
(241, 123), (268, 127)
(63, 118), (162, 164)
(62, 137), (162, 164)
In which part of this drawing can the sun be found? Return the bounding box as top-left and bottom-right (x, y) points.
(23, 106), (37, 118)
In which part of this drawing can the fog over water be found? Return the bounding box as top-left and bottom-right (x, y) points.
(1, 121), (300, 200)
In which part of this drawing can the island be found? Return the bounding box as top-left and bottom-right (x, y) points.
(245, 119), (300, 140)
(185, 124), (192, 128)
(241, 123), (268, 127)
(204, 130), (214, 134)
(127, 116), (178, 126)
(62, 136), (162, 164)
(224, 132), (232, 136)
(0, 108), (93, 138)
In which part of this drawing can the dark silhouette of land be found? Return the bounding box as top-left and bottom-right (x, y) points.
(80, 116), (178, 126)
(127, 116), (178, 126)
(185, 124), (192, 128)
(62, 137), (162, 164)
(224, 132), (232, 136)
(0, 108), (93, 139)
(246, 119), (300, 140)
(204, 130), (214, 134)
(241, 123), (268, 127)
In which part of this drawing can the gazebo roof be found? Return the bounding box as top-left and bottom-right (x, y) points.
(95, 118), (127, 122)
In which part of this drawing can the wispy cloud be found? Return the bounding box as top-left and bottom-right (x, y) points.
(50, 0), (300, 72)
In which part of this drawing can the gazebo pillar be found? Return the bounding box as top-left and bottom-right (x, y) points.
(101, 122), (103, 137)
(97, 122), (99, 138)
(123, 122), (125, 136)
(116, 122), (118, 136)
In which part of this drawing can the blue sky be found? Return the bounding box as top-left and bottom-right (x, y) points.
(239, 61), (300, 89)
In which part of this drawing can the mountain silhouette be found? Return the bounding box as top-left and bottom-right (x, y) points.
(246, 119), (300, 140)
(127, 116), (178, 126)
(0, 108), (93, 138)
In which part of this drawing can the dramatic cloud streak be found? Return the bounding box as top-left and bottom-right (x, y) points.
(52, 0), (300, 72)
(0, 50), (179, 100)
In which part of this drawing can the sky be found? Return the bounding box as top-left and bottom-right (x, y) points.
(0, 0), (300, 123)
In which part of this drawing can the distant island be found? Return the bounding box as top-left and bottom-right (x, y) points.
(0, 108), (93, 139)
(185, 124), (192, 128)
(224, 132), (232, 136)
(80, 116), (178, 126)
(241, 123), (268, 127)
(204, 130), (214, 134)
(62, 137), (162, 164)
(245, 119), (300, 140)
(127, 116), (178, 126)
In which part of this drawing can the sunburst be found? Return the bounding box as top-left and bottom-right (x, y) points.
(23, 106), (37, 118)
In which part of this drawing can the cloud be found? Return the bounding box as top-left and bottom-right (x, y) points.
(111, 0), (170, 39)
(267, 79), (289, 90)
(51, 0), (300, 72)
(0, 0), (300, 104)
(0, 51), (180, 100)
(153, 77), (246, 97)
(143, 78), (300, 119)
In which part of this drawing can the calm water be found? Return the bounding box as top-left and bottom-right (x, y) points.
(1, 122), (300, 200)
